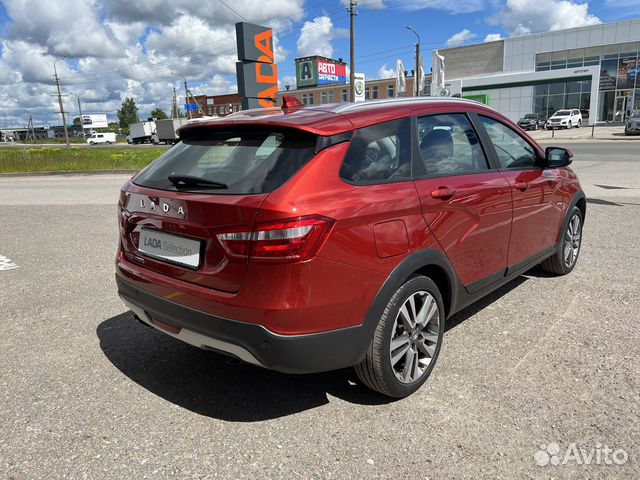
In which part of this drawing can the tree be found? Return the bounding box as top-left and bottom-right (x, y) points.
(150, 108), (168, 120)
(72, 117), (80, 126)
(117, 97), (139, 131)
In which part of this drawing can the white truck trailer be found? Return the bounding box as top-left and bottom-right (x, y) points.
(127, 121), (156, 144)
(153, 118), (187, 145)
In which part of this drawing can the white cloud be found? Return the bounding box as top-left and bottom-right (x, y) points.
(0, 1), (303, 127)
(446, 29), (477, 47)
(3, 0), (121, 57)
(491, 0), (601, 36)
(377, 63), (395, 79)
(484, 33), (503, 42)
(105, 0), (305, 27)
(296, 16), (334, 58)
(395, 0), (486, 14)
(279, 75), (298, 91)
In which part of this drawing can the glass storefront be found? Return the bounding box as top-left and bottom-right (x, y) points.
(533, 79), (592, 120)
(536, 42), (639, 121)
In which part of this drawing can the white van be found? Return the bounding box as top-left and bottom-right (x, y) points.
(87, 132), (116, 145)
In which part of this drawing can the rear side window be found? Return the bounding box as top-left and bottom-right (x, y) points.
(417, 114), (489, 176)
(478, 116), (539, 169)
(340, 118), (411, 184)
(133, 128), (317, 194)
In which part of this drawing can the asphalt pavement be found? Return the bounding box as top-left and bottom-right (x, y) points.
(0, 143), (638, 479)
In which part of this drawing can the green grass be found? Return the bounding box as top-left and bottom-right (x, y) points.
(22, 137), (128, 144)
(0, 147), (166, 173)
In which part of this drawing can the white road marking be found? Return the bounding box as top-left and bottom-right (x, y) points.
(0, 255), (19, 271)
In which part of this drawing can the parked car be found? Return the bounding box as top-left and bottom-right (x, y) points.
(625, 110), (640, 135)
(580, 109), (590, 123)
(115, 97), (586, 398)
(545, 109), (582, 129)
(517, 113), (545, 130)
(87, 132), (116, 144)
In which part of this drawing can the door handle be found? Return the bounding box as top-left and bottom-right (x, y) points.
(514, 181), (529, 191)
(431, 187), (456, 200)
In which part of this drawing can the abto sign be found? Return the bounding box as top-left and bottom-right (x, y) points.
(317, 60), (347, 85)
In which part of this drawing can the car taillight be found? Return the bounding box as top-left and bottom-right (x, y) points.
(216, 215), (335, 263)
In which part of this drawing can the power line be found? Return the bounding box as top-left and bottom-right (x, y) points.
(217, 0), (250, 22)
(60, 11), (351, 86)
(59, 13), (347, 85)
(61, 5), (347, 82)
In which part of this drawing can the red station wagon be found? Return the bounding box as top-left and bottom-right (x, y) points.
(116, 97), (585, 398)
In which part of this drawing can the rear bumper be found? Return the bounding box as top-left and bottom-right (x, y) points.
(116, 275), (371, 374)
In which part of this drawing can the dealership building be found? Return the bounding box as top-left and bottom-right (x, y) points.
(436, 18), (640, 125)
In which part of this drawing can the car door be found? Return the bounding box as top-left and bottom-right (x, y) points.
(412, 112), (512, 291)
(475, 114), (563, 270)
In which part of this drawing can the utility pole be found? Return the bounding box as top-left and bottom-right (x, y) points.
(173, 72), (192, 119)
(75, 92), (86, 141)
(406, 26), (421, 97)
(27, 114), (34, 143)
(348, 1), (357, 102)
(171, 87), (179, 119)
(53, 57), (70, 147)
(183, 79), (191, 119)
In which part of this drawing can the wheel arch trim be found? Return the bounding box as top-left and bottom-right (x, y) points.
(362, 249), (460, 332)
(557, 189), (586, 244)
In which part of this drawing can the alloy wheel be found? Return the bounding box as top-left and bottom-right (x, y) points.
(564, 214), (582, 268)
(389, 291), (440, 384)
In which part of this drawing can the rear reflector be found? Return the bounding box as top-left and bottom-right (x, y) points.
(152, 318), (182, 334)
(216, 215), (334, 263)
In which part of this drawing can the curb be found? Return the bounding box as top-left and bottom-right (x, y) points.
(0, 169), (138, 177)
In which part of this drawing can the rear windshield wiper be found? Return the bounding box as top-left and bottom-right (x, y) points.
(167, 175), (228, 189)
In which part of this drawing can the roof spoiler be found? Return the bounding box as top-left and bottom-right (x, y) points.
(281, 95), (304, 110)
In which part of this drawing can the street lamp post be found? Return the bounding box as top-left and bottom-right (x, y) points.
(53, 57), (70, 147)
(172, 72), (191, 119)
(406, 26), (421, 97)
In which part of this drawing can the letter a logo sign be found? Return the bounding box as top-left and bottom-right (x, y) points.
(300, 61), (312, 81)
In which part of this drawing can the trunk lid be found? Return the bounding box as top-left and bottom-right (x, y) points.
(120, 185), (265, 293)
(119, 125), (319, 293)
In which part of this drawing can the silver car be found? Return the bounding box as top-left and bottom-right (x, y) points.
(625, 110), (640, 136)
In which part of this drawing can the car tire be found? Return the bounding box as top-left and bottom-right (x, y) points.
(568, 121), (572, 129)
(89, 141), (95, 145)
(540, 206), (583, 275)
(355, 275), (445, 398)
(577, 119), (581, 128)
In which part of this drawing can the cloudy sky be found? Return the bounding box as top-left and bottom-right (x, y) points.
(0, 0), (637, 127)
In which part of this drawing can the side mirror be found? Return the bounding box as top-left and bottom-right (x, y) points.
(545, 147), (573, 167)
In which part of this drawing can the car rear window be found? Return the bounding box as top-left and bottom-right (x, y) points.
(133, 127), (317, 194)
